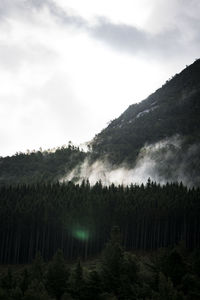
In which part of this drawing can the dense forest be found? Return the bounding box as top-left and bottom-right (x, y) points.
(0, 228), (200, 299)
(0, 180), (199, 264)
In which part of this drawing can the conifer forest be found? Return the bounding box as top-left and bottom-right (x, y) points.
(0, 180), (200, 299)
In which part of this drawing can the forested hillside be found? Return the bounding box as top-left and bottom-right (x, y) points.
(91, 59), (200, 164)
(89, 59), (200, 187)
(0, 60), (200, 186)
(0, 144), (86, 186)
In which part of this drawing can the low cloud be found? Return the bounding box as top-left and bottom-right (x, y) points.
(62, 135), (200, 187)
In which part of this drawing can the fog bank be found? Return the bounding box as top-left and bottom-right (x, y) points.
(61, 135), (199, 187)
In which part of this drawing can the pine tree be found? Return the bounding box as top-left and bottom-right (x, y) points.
(158, 272), (177, 300)
(162, 248), (187, 286)
(23, 280), (51, 300)
(10, 287), (23, 300)
(20, 268), (31, 296)
(0, 288), (9, 300)
(84, 269), (103, 300)
(31, 252), (45, 282)
(46, 250), (69, 300)
(118, 253), (140, 299)
(69, 258), (86, 299)
(100, 226), (124, 295)
(1, 268), (16, 295)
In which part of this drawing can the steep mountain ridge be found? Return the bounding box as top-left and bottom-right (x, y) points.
(91, 59), (200, 165)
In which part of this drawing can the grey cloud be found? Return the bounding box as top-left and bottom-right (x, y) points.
(90, 18), (148, 54)
(45, 2), (199, 62)
(1, 0), (199, 62)
(85, 0), (200, 61)
(0, 0), (86, 28)
(45, 1), (86, 27)
(27, 0), (87, 27)
(90, 18), (192, 61)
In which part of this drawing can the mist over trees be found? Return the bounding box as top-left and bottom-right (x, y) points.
(0, 60), (200, 187)
(91, 59), (200, 167)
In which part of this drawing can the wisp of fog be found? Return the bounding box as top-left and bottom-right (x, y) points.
(61, 135), (200, 187)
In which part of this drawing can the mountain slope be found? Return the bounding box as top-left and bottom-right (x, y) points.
(0, 60), (200, 186)
(86, 59), (200, 186)
(91, 59), (200, 164)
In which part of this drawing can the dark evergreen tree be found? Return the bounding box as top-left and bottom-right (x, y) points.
(10, 287), (23, 300)
(157, 272), (178, 300)
(19, 268), (31, 296)
(1, 268), (16, 295)
(100, 226), (124, 296)
(69, 258), (86, 300)
(23, 280), (51, 300)
(84, 269), (103, 300)
(31, 252), (45, 282)
(46, 250), (69, 300)
(0, 287), (9, 300)
(161, 248), (187, 286)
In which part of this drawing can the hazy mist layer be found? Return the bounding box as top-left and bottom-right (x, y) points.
(61, 135), (200, 187)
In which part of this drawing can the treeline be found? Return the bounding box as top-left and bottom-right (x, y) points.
(0, 180), (199, 264)
(0, 144), (86, 186)
(0, 228), (200, 299)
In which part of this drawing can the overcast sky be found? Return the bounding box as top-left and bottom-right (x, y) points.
(0, 0), (200, 156)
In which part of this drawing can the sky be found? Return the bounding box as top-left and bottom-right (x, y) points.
(0, 0), (200, 156)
